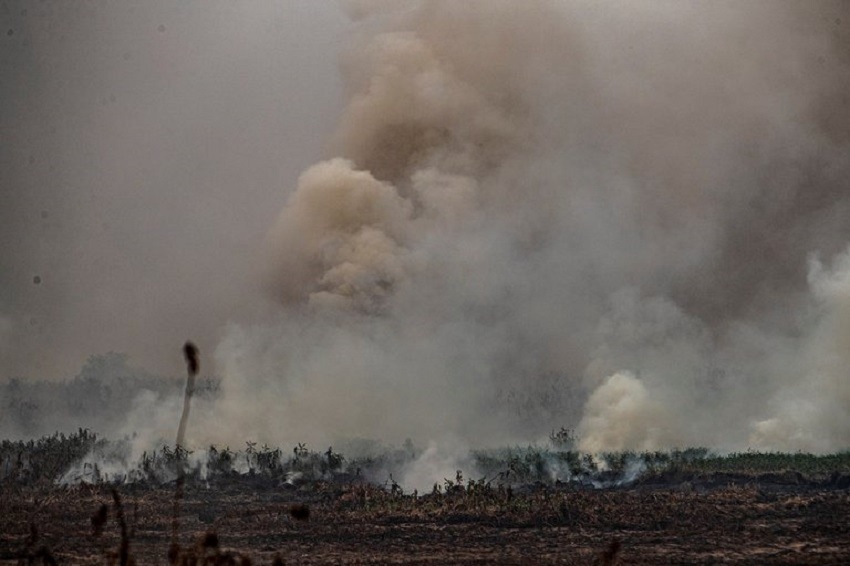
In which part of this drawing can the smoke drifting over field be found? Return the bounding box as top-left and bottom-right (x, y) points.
(4, 2), (850, 460)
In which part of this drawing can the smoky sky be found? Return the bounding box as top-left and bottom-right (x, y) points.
(3, 1), (850, 457)
(1, 1), (347, 379)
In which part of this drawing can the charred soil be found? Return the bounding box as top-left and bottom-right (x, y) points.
(1, 476), (849, 564)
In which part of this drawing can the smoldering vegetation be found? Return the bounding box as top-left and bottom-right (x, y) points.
(4, 429), (850, 496)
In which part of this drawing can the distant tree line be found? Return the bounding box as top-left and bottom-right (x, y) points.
(1, 352), (220, 439)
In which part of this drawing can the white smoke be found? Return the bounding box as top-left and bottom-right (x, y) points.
(751, 247), (850, 452)
(399, 439), (472, 493)
(578, 371), (676, 453)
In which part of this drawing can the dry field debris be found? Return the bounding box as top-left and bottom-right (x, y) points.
(2, 473), (850, 564)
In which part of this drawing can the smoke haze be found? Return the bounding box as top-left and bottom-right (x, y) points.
(1, 1), (346, 379)
(4, 1), (850, 460)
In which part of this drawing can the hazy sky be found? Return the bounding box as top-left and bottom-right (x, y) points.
(3, 1), (850, 457)
(1, 1), (347, 379)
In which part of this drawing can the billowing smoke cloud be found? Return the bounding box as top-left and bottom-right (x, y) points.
(202, 0), (850, 458)
(578, 371), (676, 453)
(5, 1), (850, 464)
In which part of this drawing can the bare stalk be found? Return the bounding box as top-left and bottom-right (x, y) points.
(176, 341), (199, 449)
(170, 341), (199, 562)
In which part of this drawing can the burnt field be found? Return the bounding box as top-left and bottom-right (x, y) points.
(2, 433), (850, 564)
(2, 474), (850, 564)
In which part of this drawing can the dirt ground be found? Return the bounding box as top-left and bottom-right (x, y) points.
(2, 476), (849, 564)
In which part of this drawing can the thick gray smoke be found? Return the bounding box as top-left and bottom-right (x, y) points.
(5, 2), (850, 464)
(206, 0), (850, 456)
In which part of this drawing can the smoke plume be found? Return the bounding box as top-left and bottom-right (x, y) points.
(205, 0), (850, 457)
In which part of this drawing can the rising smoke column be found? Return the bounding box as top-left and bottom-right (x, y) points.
(210, 1), (850, 455)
